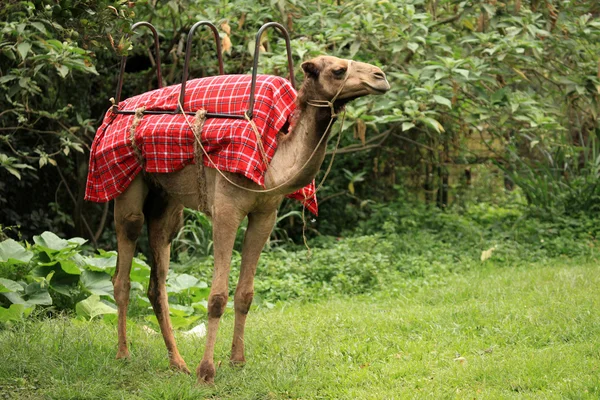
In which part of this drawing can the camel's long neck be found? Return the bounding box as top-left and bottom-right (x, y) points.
(264, 104), (334, 194)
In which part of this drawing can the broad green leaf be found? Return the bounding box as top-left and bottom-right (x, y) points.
(80, 270), (114, 298)
(17, 42), (31, 60)
(83, 254), (117, 271)
(433, 95), (452, 109)
(169, 304), (194, 317)
(0, 304), (34, 322)
(167, 274), (199, 293)
(0, 278), (23, 293)
(76, 295), (117, 320)
(189, 286), (210, 302)
(3, 281), (51, 306)
(60, 260), (81, 275)
(0, 239), (33, 264)
(192, 300), (208, 313)
(3, 291), (26, 305)
(68, 237), (87, 246)
(33, 231), (70, 251)
(170, 314), (200, 330)
(23, 290), (52, 306)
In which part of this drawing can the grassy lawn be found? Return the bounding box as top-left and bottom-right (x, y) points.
(1, 259), (599, 399)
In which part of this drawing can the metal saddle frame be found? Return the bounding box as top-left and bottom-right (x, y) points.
(112, 21), (296, 121)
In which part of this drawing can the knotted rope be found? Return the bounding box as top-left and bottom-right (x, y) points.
(129, 106), (146, 164)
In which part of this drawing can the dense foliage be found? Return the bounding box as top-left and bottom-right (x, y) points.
(2, 195), (597, 325)
(2, 0), (600, 243)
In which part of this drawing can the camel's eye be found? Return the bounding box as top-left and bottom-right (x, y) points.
(332, 68), (347, 78)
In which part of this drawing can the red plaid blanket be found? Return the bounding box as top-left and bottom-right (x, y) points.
(85, 74), (317, 214)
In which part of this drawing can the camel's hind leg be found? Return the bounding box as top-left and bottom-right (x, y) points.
(113, 175), (148, 359)
(145, 192), (190, 373)
(230, 210), (277, 364)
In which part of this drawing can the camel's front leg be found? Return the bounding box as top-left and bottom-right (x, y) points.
(197, 205), (245, 384)
(230, 210), (277, 365)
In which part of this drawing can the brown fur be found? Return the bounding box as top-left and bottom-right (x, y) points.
(111, 55), (390, 383)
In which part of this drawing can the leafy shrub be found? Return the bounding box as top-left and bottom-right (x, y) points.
(0, 232), (209, 326)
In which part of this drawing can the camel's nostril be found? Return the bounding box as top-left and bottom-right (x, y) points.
(373, 71), (386, 80)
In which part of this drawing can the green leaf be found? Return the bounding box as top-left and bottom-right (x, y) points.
(59, 260), (81, 275)
(23, 284), (52, 305)
(407, 42), (419, 53)
(56, 64), (69, 78)
(68, 237), (87, 246)
(33, 231), (71, 251)
(349, 40), (361, 57)
(420, 117), (445, 133)
(0, 304), (34, 322)
(80, 270), (114, 298)
(402, 122), (415, 131)
(76, 295), (117, 320)
(3, 281), (51, 306)
(481, 3), (496, 17)
(0, 278), (24, 293)
(169, 304), (194, 317)
(31, 22), (47, 34)
(17, 42), (32, 60)
(83, 254), (117, 271)
(0, 75), (18, 84)
(453, 68), (470, 79)
(5, 167), (21, 179)
(433, 95), (452, 109)
(170, 314), (200, 330)
(0, 239), (33, 264)
(167, 274), (200, 293)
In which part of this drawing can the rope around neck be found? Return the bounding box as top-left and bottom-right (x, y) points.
(179, 61), (352, 196)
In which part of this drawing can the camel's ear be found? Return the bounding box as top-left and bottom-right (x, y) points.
(301, 60), (320, 79)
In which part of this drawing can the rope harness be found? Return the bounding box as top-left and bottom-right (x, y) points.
(180, 59), (353, 196)
(127, 61), (354, 252)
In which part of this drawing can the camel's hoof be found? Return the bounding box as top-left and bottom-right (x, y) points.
(229, 357), (246, 368)
(170, 358), (191, 374)
(116, 349), (130, 360)
(197, 360), (215, 385)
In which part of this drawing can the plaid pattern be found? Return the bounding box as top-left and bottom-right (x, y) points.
(85, 74), (318, 214)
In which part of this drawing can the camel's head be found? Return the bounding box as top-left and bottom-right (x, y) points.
(300, 55), (390, 105)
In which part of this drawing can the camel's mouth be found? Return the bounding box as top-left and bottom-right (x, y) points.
(365, 81), (391, 94)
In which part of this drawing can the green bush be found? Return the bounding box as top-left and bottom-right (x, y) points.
(0, 232), (209, 326)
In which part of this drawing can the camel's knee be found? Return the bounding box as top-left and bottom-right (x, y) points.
(113, 277), (131, 304)
(234, 291), (254, 315)
(208, 293), (228, 318)
(116, 213), (145, 242)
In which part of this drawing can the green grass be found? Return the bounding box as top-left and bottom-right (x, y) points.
(1, 259), (599, 399)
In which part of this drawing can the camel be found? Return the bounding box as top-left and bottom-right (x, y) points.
(111, 55), (390, 384)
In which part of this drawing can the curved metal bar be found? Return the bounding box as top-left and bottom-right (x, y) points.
(113, 22), (162, 111)
(177, 21), (224, 113)
(246, 22), (295, 119)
